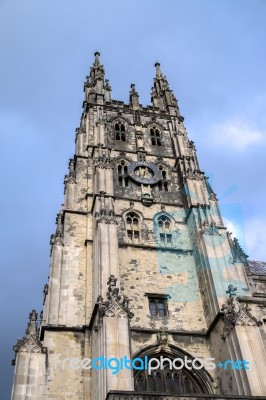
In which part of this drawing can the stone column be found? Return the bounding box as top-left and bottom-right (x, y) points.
(91, 277), (134, 400)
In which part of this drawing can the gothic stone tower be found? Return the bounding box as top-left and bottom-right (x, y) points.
(11, 53), (266, 399)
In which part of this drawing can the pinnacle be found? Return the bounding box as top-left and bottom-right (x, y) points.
(94, 51), (101, 65)
(154, 61), (163, 79)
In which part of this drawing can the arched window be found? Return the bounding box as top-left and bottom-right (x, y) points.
(157, 215), (172, 247)
(117, 160), (128, 187)
(126, 212), (140, 243)
(150, 126), (161, 146)
(158, 165), (169, 192)
(115, 121), (126, 141)
(134, 353), (207, 394)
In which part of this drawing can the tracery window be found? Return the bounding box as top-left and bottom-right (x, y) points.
(157, 215), (172, 247)
(150, 126), (161, 146)
(126, 212), (140, 243)
(158, 165), (168, 191)
(115, 121), (126, 141)
(117, 160), (128, 187)
(134, 353), (206, 394)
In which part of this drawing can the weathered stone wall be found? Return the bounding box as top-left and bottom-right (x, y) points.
(43, 331), (85, 399)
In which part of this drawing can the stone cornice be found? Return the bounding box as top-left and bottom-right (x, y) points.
(118, 243), (193, 253)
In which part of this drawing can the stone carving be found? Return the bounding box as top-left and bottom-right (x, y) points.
(96, 275), (134, 320)
(201, 219), (219, 236)
(228, 236), (248, 264)
(13, 310), (46, 356)
(80, 116), (86, 133)
(137, 135), (144, 150)
(63, 174), (68, 194)
(50, 211), (64, 246)
(94, 154), (114, 169)
(95, 192), (117, 224)
(138, 152), (146, 162)
(221, 285), (262, 340)
(157, 331), (169, 347)
(198, 207), (220, 236)
(63, 158), (76, 192)
(182, 167), (204, 181)
(43, 284), (49, 305)
(95, 208), (117, 224)
(68, 159), (75, 184)
(105, 79), (111, 91)
(130, 83), (139, 107)
(93, 52), (104, 81)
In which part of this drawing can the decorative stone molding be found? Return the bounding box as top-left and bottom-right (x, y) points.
(228, 235), (248, 264)
(200, 220), (220, 236)
(96, 275), (134, 320)
(95, 193), (117, 224)
(95, 208), (117, 224)
(182, 168), (205, 181)
(13, 310), (47, 358)
(221, 285), (262, 340)
(68, 158), (76, 183)
(94, 154), (114, 169)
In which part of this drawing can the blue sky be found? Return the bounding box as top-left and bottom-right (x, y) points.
(1, 0), (266, 397)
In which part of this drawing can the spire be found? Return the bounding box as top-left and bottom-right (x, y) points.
(84, 52), (111, 105)
(25, 310), (38, 337)
(12, 310), (46, 357)
(151, 61), (180, 116)
(129, 83), (139, 108)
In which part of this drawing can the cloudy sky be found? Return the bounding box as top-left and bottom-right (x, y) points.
(1, 0), (266, 397)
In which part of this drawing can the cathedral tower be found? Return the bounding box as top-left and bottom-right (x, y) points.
(11, 53), (266, 399)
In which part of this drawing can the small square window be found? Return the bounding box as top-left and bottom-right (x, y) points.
(147, 295), (168, 317)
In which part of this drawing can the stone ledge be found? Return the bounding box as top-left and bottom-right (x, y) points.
(106, 391), (266, 400)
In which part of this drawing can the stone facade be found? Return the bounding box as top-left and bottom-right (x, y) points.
(11, 53), (266, 400)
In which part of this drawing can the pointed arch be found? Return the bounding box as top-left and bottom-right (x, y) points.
(132, 345), (214, 395)
(149, 125), (162, 146)
(144, 120), (166, 131)
(114, 156), (132, 188)
(155, 162), (170, 192)
(153, 211), (175, 247)
(123, 211), (142, 244)
(108, 115), (131, 126)
(114, 120), (126, 141)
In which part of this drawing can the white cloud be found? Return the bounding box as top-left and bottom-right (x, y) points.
(245, 218), (266, 261)
(222, 217), (238, 238)
(210, 120), (265, 150)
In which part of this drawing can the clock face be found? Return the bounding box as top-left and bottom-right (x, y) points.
(127, 161), (162, 185)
